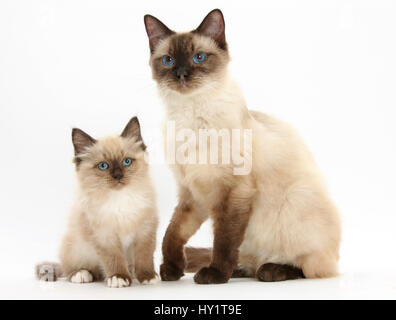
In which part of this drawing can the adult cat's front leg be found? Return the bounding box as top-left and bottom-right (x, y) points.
(160, 189), (208, 281)
(194, 186), (254, 284)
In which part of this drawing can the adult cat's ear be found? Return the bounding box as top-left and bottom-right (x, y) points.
(144, 14), (174, 53)
(194, 9), (226, 50)
(72, 128), (96, 156)
(121, 116), (147, 151)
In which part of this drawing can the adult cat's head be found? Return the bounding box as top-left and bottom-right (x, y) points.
(144, 9), (230, 95)
(71, 117), (148, 193)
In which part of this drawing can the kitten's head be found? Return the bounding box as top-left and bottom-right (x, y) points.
(144, 9), (230, 95)
(72, 117), (148, 193)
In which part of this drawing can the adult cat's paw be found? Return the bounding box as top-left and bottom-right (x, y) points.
(70, 270), (93, 284)
(194, 267), (229, 284)
(160, 263), (184, 281)
(107, 274), (131, 288)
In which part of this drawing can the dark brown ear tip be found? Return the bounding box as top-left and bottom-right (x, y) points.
(144, 14), (153, 23)
(71, 128), (81, 137)
(210, 9), (223, 15)
(207, 9), (224, 19)
(72, 128), (96, 142)
(144, 14), (163, 27)
(143, 14), (156, 31)
(130, 116), (140, 125)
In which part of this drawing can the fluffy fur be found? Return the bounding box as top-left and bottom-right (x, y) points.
(36, 117), (158, 287)
(145, 9), (341, 284)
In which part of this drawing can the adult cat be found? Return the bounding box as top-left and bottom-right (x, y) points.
(144, 9), (341, 284)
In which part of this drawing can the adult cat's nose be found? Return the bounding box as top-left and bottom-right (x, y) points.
(176, 66), (188, 79)
(112, 168), (123, 180)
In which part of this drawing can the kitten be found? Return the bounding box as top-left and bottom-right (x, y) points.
(144, 9), (341, 284)
(36, 117), (158, 287)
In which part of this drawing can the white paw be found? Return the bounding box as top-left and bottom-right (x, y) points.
(107, 276), (130, 288)
(70, 270), (93, 284)
(142, 274), (159, 285)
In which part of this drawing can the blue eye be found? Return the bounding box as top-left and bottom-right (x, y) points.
(98, 162), (109, 170)
(192, 52), (206, 64)
(162, 55), (175, 66)
(122, 157), (133, 167)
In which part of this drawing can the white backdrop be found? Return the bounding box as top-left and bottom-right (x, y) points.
(0, 0), (395, 299)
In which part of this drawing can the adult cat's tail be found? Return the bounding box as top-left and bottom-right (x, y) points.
(184, 247), (212, 272)
(35, 262), (63, 281)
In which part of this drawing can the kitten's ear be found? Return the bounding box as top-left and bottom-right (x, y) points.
(144, 14), (174, 53)
(121, 116), (147, 151)
(195, 9), (226, 50)
(72, 128), (96, 156)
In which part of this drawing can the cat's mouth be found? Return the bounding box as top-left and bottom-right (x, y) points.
(165, 75), (199, 94)
(178, 75), (187, 87)
(113, 180), (125, 189)
(172, 76), (196, 93)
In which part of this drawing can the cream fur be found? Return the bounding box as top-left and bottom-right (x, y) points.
(60, 135), (158, 284)
(158, 72), (341, 278)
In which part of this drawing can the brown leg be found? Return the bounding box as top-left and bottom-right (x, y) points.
(256, 263), (304, 282)
(194, 187), (253, 284)
(160, 189), (208, 281)
(94, 240), (131, 285)
(134, 215), (158, 283)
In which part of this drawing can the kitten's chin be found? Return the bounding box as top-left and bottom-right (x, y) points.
(112, 181), (126, 190)
(168, 81), (198, 95)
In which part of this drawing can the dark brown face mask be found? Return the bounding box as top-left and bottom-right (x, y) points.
(71, 116), (145, 168)
(144, 9), (229, 93)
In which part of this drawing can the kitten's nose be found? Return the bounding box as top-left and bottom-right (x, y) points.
(176, 66), (188, 79)
(112, 168), (123, 180)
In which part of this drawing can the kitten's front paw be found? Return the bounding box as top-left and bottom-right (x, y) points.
(142, 274), (159, 285)
(107, 275), (131, 288)
(70, 270), (93, 284)
(136, 270), (159, 284)
(194, 267), (229, 284)
(160, 263), (184, 281)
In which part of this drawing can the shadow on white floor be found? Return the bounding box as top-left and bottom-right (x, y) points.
(2, 272), (395, 299)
